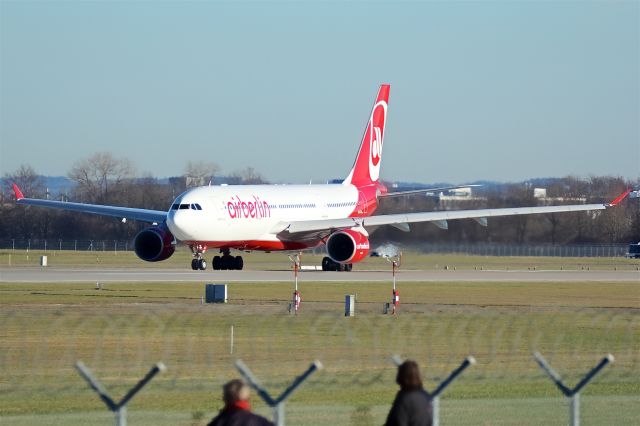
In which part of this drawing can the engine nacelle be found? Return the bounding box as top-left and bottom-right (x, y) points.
(133, 225), (175, 262)
(326, 229), (370, 264)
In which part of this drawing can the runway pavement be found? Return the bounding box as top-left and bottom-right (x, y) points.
(1, 266), (638, 283)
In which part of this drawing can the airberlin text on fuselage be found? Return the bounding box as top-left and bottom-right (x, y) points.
(227, 195), (271, 219)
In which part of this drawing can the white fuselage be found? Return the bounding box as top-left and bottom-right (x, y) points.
(166, 184), (365, 249)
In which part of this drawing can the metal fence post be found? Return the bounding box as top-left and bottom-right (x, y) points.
(75, 361), (166, 426)
(570, 393), (579, 426)
(116, 405), (127, 426)
(235, 359), (323, 426)
(432, 396), (440, 426)
(533, 352), (613, 426)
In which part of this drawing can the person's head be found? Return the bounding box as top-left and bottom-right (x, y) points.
(221, 379), (251, 406)
(396, 360), (423, 391)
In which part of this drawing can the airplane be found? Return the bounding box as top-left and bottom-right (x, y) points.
(12, 84), (632, 271)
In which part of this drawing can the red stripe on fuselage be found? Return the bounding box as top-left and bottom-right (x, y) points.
(183, 240), (315, 251)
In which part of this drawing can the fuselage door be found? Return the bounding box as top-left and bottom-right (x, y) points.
(357, 191), (368, 215)
(317, 194), (329, 218)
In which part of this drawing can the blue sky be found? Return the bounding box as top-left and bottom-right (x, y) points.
(1, 1), (638, 184)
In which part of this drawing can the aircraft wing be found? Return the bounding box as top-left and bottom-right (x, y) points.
(276, 189), (632, 236)
(12, 184), (167, 224)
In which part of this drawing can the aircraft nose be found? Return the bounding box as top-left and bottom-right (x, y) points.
(167, 211), (192, 240)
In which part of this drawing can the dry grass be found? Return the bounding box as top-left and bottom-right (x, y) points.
(1, 278), (638, 424)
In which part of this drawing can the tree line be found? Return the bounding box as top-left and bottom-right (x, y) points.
(374, 177), (639, 246)
(1, 152), (638, 245)
(0, 153), (267, 242)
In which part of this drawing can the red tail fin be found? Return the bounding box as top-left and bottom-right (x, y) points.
(343, 84), (390, 187)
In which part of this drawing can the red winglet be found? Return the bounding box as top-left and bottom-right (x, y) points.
(12, 183), (24, 200)
(607, 188), (632, 206)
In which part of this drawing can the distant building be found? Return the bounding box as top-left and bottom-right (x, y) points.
(533, 188), (547, 199)
(531, 187), (588, 204)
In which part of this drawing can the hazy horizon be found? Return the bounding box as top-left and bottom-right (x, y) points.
(2, 2), (638, 184)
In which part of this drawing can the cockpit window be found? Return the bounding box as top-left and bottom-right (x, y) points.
(173, 203), (203, 210)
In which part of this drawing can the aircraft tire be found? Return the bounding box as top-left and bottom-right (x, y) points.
(220, 255), (232, 270)
(322, 257), (332, 271)
(212, 256), (221, 270)
(198, 259), (207, 271)
(234, 256), (244, 270)
(191, 259), (198, 270)
(345, 263), (353, 272)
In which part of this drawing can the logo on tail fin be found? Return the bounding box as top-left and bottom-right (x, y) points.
(368, 101), (387, 181)
(344, 84), (390, 187)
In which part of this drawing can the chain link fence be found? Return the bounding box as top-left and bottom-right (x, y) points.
(0, 239), (633, 257)
(414, 242), (632, 258)
(1, 305), (638, 425)
(0, 239), (132, 252)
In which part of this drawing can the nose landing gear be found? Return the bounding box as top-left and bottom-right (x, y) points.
(190, 244), (208, 270)
(191, 258), (207, 270)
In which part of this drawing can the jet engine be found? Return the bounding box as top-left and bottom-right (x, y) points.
(133, 225), (175, 262)
(326, 229), (370, 264)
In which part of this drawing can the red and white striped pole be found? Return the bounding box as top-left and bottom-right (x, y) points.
(391, 260), (399, 315)
(292, 254), (301, 314)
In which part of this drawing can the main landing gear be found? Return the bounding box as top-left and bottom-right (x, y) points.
(321, 256), (352, 272)
(212, 248), (244, 271)
(190, 247), (244, 270)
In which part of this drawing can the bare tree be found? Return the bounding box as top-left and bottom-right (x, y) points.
(184, 161), (220, 187)
(68, 152), (135, 203)
(3, 164), (45, 198)
(1, 164), (47, 238)
(229, 167), (268, 185)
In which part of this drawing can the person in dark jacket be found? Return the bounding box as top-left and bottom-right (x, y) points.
(208, 379), (274, 426)
(384, 360), (433, 426)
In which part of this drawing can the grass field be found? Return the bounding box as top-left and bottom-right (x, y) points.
(1, 252), (639, 425)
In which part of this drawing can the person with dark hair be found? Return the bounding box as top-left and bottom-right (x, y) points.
(384, 360), (433, 426)
(208, 379), (274, 426)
